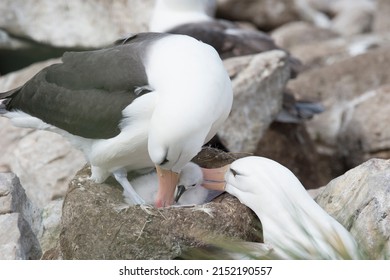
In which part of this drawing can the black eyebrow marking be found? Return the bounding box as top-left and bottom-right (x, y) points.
(160, 157), (169, 165)
(230, 167), (240, 177)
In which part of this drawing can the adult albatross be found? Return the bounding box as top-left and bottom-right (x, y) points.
(0, 32), (233, 208)
(201, 156), (362, 259)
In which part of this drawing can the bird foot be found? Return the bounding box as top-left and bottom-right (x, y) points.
(139, 204), (154, 215)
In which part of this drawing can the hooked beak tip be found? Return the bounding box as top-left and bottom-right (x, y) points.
(174, 185), (186, 203)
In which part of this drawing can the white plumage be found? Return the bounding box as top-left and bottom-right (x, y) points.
(150, 0), (216, 32)
(125, 162), (208, 206)
(222, 156), (362, 259)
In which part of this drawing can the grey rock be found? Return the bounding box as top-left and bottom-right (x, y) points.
(219, 50), (290, 153)
(0, 0), (154, 48)
(292, 0), (376, 35)
(290, 32), (390, 70)
(0, 213), (42, 259)
(338, 84), (390, 168)
(330, 0), (375, 36)
(0, 173), (42, 236)
(0, 173), (42, 260)
(315, 159), (390, 259)
(272, 21), (339, 50)
(307, 186), (325, 199)
(216, 0), (300, 30)
(288, 46), (390, 151)
(38, 199), (63, 255)
(373, 0), (390, 33)
(303, 0), (336, 13)
(6, 130), (85, 208)
(294, 0), (332, 28)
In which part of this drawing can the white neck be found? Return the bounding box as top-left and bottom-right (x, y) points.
(149, 0), (215, 32)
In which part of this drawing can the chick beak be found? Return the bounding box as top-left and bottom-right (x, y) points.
(174, 185), (186, 203)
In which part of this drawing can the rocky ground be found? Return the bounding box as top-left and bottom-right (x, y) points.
(0, 0), (389, 259)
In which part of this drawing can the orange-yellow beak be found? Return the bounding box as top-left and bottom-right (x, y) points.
(201, 164), (230, 191)
(155, 165), (180, 208)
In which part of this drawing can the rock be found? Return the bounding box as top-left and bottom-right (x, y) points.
(338, 85), (390, 168)
(373, 0), (390, 33)
(254, 122), (338, 189)
(59, 162), (261, 259)
(304, 0), (336, 12)
(0, 0), (154, 48)
(216, 0), (300, 31)
(6, 130), (85, 208)
(0, 60), (86, 208)
(0, 213), (42, 259)
(291, 0), (376, 35)
(329, 0), (375, 36)
(315, 159), (390, 259)
(38, 199), (63, 256)
(0, 173), (42, 260)
(307, 185), (325, 199)
(219, 50), (291, 153)
(294, 0), (332, 28)
(290, 32), (390, 70)
(288, 46), (390, 151)
(271, 21), (339, 50)
(0, 173), (42, 236)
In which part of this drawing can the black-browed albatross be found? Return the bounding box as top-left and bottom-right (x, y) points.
(0, 32), (233, 208)
(199, 156), (362, 259)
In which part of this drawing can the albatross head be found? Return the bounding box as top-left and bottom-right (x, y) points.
(174, 161), (204, 203)
(149, 124), (207, 208)
(224, 156), (311, 223)
(222, 156), (362, 259)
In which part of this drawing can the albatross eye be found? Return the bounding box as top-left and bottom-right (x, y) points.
(230, 167), (241, 177)
(160, 157), (169, 165)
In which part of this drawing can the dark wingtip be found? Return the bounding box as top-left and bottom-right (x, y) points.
(0, 87), (21, 112)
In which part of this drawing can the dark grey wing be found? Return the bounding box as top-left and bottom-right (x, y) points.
(3, 33), (165, 139)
